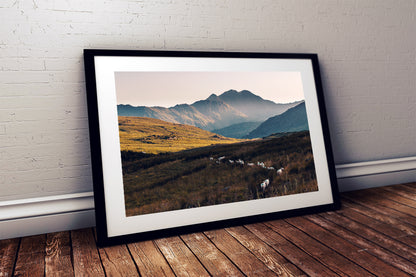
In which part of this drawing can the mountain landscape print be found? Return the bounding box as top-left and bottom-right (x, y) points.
(115, 71), (318, 217)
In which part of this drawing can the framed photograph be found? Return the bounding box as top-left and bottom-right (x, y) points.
(84, 49), (340, 246)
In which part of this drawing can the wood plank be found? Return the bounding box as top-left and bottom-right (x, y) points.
(397, 183), (416, 193)
(45, 232), (73, 277)
(245, 223), (338, 276)
(375, 187), (416, 208)
(1, 182), (415, 277)
(266, 219), (373, 276)
(225, 226), (306, 276)
(306, 214), (416, 276)
(204, 228), (277, 276)
(155, 236), (210, 277)
(345, 190), (416, 219)
(71, 228), (105, 276)
(402, 182), (416, 189)
(342, 194), (416, 226)
(342, 198), (416, 236)
(338, 207), (416, 246)
(0, 238), (19, 277)
(13, 234), (46, 277)
(285, 216), (411, 277)
(320, 211), (416, 263)
(128, 240), (175, 277)
(383, 184), (416, 200)
(98, 244), (139, 277)
(181, 232), (244, 276)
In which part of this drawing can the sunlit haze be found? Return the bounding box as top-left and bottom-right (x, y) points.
(115, 71), (304, 107)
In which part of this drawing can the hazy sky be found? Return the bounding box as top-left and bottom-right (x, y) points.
(115, 71), (304, 107)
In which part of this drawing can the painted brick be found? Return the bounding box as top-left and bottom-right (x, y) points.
(0, 0), (415, 201)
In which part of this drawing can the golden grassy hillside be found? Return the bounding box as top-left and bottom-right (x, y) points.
(118, 116), (247, 154)
(122, 131), (317, 216)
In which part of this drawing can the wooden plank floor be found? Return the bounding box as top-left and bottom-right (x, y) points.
(1, 182), (415, 276)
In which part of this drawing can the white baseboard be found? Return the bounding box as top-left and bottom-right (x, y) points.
(335, 156), (416, 192)
(337, 169), (416, 192)
(0, 192), (95, 239)
(0, 210), (96, 240)
(0, 192), (94, 221)
(0, 156), (415, 240)
(335, 156), (416, 179)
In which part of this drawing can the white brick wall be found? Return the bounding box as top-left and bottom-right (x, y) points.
(0, 0), (415, 201)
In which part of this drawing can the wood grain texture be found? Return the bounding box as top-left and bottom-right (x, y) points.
(382, 184), (416, 199)
(0, 183), (415, 277)
(396, 183), (416, 194)
(45, 232), (73, 277)
(245, 222), (338, 276)
(286, 216), (412, 277)
(320, 211), (416, 263)
(306, 214), (416, 276)
(128, 240), (175, 277)
(342, 197), (416, 235)
(71, 228), (105, 277)
(155, 236), (210, 277)
(98, 244), (139, 277)
(267, 219), (372, 276)
(0, 238), (19, 277)
(13, 235), (46, 277)
(375, 187), (416, 208)
(342, 193), (416, 226)
(344, 190), (416, 221)
(225, 226), (305, 276)
(204, 228), (277, 276)
(337, 206), (416, 246)
(181, 232), (243, 276)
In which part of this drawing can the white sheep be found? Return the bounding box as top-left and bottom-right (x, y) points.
(229, 160), (234, 164)
(260, 179), (270, 191)
(236, 159), (244, 165)
(267, 166), (275, 170)
(218, 156), (225, 161)
(247, 163), (255, 166)
(257, 161), (266, 168)
(277, 167), (284, 175)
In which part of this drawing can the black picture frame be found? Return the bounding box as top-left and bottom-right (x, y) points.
(84, 49), (340, 247)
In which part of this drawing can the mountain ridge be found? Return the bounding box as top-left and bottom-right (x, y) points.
(212, 121), (262, 139)
(117, 89), (301, 131)
(246, 101), (308, 139)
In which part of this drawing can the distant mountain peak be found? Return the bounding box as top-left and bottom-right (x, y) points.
(219, 89), (264, 102)
(221, 89), (239, 96)
(239, 90), (256, 96)
(206, 93), (220, 101)
(220, 89), (256, 97)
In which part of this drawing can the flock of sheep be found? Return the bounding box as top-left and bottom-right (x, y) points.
(209, 156), (285, 191)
